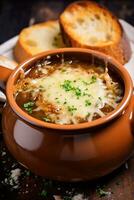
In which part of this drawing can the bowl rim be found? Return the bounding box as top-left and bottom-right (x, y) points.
(6, 48), (133, 130)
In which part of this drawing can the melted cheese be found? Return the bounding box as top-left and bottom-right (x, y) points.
(28, 65), (118, 124)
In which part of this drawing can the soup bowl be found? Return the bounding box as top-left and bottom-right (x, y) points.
(0, 48), (134, 181)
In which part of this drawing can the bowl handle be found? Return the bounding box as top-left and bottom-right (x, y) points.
(0, 56), (18, 90)
(0, 65), (14, 103)
(0, 65), (13, 81)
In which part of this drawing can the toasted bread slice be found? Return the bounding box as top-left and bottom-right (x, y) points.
(60, 1), (131, 64)
(14, 20), (65, 63)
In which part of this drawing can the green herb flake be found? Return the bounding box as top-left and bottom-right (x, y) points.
(61, 80), (73, 92)
(40, 189), (47, 197)
(39, 85), (44, 88)
(83, 92), (91, 97)
(67, 105), (77, 115)
(55, 97), (60, 104)
(25, 170), (31, 176)
(61, 68), (67, 73)
(75, 87), (82, 97)
(96, 186), (110, 198)
(99, 97), (102, 101)
(43, 117), (51, 122)
(86, 112), (90, 117)
(83, 92), (87, 96)
(23, 101), (35, 114)
(82, 80), (89, 85)
(85, 100), (91, 107)
(90, 75), (97, 84)
(63, 196), (72, 200)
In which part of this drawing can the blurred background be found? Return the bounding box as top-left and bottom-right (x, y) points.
(0, 0), (134, 44)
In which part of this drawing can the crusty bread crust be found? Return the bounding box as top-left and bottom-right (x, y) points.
(60, 1), (131, 64)
(14, 20), (65, 63)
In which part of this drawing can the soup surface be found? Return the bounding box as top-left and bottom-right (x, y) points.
(14, 55), (123, 125)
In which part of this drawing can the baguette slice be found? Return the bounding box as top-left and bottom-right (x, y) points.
(14, 20), (65, 63)
(60, 1), (131, 64)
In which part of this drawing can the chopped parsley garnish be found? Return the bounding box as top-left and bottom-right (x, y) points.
(61, 68), (67, 73)
(61, 80), (73, 91)
(40, 189), (47, 197)
(75, 87), (82, 97)
(55, 97), (60, 104)
(61, 80), (82, 98)
(83, 92), (87, 96)
(96, 185), (110, 198)
(99, 97), (102, 101)
(82, 76), (97, 85)
(61, 77), (96, 102)
(82, 80), (89, 85)
(86, 112), (91, 117)
(85, 100), (91, 106)
(24, 170), (31, 176)
(26, 171), (31, 176)
(67, 105), (77, 115)
(90, 75), (97, 84)
(39, 85), (44, 88)
(43, 117), (51, 122)
(83, 92), (91, 97)
(23, 101), (35, 114)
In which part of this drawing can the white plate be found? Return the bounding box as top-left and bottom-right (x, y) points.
(0, 20), (134, 101)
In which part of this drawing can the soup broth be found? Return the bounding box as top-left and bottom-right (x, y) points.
(14, 54), (124, 125)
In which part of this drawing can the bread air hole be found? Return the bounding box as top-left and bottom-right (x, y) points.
(106, 33), (112, 41)
(95, 14), (100, 20)
(77, 18), (84, 25)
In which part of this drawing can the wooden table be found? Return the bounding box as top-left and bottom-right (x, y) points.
(0, 0), (134, 199)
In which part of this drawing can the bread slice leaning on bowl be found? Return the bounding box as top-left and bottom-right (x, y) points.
(60, 1), (131, 65)
(14, 20), (65, 63)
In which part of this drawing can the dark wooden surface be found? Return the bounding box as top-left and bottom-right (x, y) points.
(0, 0), (134, 44)
(0, 0), (134, 199)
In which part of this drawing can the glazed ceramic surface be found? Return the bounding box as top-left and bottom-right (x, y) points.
(0, 48), (134, 181)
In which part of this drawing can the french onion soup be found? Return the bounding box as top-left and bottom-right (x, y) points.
(13, 54), (124, 125)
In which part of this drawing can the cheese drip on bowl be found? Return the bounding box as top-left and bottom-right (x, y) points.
(14, 59), (123, 125)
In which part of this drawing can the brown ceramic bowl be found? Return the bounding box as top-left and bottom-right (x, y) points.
(0, 48), (134, 182)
